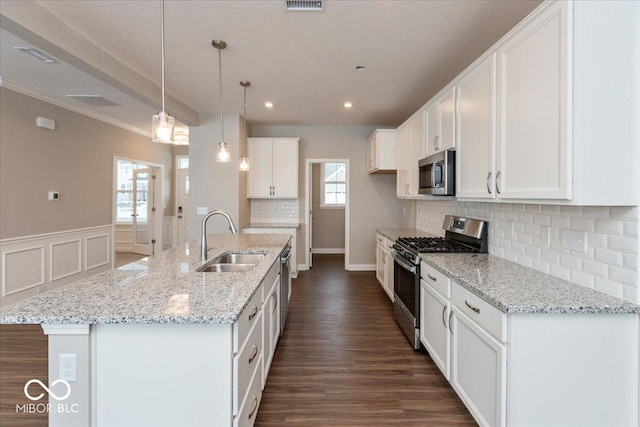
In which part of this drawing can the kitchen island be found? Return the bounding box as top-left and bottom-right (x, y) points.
(0, 233), (292, 427)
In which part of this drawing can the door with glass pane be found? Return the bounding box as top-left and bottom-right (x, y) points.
(132, 168), (154, 255)
(176, 168), (189, 245)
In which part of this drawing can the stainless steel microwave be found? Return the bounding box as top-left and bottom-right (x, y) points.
(418, 150), (455, 196)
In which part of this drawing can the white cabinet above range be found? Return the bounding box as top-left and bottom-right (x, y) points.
(247, 138), (299, 199)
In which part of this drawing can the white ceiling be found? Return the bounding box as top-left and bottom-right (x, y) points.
(1, 0), (542, 131)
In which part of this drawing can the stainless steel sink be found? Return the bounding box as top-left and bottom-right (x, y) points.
(197, 251), (267, 273)
(212, 252), (266, 265)
(198, 263), (256, 273)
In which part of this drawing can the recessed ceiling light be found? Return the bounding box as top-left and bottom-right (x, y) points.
(264, 101), (274, 108)
(344, 102), (353, 108)
(355, 65), (366, 71)
(14, 46), (56, 63)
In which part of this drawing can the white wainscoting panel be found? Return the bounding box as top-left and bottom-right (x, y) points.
(164, 217), (173, 250)
(86, 234), (110, 270)
(0, 225), (113, 307)
(50, 239), (82, 281)
(2, 246), (45, 296)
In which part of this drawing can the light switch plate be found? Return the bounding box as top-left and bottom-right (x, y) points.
(505, 222), (514, 238)
(540, 226), (551, 245)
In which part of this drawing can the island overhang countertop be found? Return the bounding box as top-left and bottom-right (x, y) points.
(0, 233), (291, 325)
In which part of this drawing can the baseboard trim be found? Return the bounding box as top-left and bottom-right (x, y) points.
(347, 264), (376, 271)
(311, 248), (345, 254)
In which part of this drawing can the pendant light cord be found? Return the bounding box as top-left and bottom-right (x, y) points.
(218, 47), (224, 142)
(243, 85), (247, 140)
(161, 0), (166, 113)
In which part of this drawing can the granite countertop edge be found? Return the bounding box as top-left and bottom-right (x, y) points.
(419, 254), (640, 315)
(0, 234), (291, 325)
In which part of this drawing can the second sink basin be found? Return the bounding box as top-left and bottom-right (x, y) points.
(212, 252), (267, 265)
(199, 263), (256, 273)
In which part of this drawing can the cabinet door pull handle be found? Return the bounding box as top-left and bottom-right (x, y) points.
(441, 305), (447, 328)
(272, 292), (278, 313)
(248, 395), (258, 419)
(448, 311), (454, 335)
(486, 172), (492, 194)
(427, 273), (437, 282)
(248, 305), (258, 321)
(465, 299), (481, 314)
(495, 170), (502, 195)
(248, 344), (258, 364)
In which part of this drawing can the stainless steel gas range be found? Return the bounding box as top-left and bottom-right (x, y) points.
(391, 215), (488, 350)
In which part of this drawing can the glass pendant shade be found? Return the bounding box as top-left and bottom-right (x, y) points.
(152, 111), (175, 143)
(239, 156), (250, 171)
(217, 141), (231, 162)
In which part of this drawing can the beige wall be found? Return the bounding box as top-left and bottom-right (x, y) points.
(311, 163), (345, 250)
(252, 125), (402, 267)
(0, 88), (174, 239)
(188, 114), (250, 240)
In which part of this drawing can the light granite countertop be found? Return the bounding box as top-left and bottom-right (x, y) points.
(244, 222), (300, 229)
(420, 253), (640, 314)
(0, 234), (291, 325)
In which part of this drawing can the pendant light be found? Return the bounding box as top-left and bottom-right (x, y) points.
(239, 80), (251, 171)
(212, 40), (230, 162)
(152, 0), (175, 143)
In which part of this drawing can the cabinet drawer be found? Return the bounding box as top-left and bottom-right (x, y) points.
(452, 281), (506, 342)
(234, 287), (263, 354)
(234, 354), (263, 427)
(420, 262), (451, 298)
(376, 233), (387, 248)
(234, 309), (263, 415)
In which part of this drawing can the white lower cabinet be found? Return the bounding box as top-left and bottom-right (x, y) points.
(419, 262), (638, 426)
(450, 306), (506, 427)
(375, 233), (394, 301)
(262, 271), (280, 387)
(419, 279), (450, 380)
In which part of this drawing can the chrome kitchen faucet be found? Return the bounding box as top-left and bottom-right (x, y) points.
(200, 210), (238, 260)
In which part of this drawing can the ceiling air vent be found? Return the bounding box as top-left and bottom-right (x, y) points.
(65, 95), (119, 107)
(285, 0), (324, 11)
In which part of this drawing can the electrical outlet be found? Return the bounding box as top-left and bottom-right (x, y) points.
(196, 207), (208, 215)
(505, 222), (514, 238)
(540, 226), (551, 245)
(561, 229), (587, 253)
(59, 354), (77, 382)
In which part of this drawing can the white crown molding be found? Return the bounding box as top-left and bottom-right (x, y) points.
(0, 78), (152, 138)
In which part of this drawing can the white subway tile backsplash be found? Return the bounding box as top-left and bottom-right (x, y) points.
(415, 200), (639, 303)
(608, 235), (637, 254)
(250, 199), (299, 223)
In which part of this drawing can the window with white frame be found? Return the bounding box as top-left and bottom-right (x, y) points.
(115, 160), (146, 223)
(321, 162), (346, 208)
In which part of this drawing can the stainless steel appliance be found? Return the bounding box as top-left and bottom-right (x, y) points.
(280, 244), (292, 335)
(418, 150), (455, 196)
(392, 215), (488, 349)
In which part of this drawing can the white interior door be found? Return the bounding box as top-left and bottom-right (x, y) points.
(132, 168), (154, 255)
(176, 169), (189, 245)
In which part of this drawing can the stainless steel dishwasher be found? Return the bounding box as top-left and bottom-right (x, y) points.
(279, 244), (292, 335)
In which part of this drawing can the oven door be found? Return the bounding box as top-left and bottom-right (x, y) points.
(392, 252), (421, 349)
(392, 253), (417, 315)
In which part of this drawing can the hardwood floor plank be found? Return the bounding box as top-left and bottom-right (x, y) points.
(256, 254), (475, 426)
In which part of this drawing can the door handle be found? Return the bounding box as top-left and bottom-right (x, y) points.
(177, 215), (183, 219)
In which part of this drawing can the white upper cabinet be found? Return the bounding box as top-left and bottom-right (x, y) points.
(367, 129), (397, 174)
(456, 54), (497, 199)
(425, 86), (456, 157)
(396, 112), (424, 198)
(451, 0), (639, 205)
(496, 1), (570, 200)
(247, 138), (299, 198)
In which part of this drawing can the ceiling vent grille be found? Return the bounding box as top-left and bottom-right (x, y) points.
(285, 1), (323, 11)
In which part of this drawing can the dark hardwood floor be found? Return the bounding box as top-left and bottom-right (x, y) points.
(256, 254), (475, 426)
(0, 324), (48, 426)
